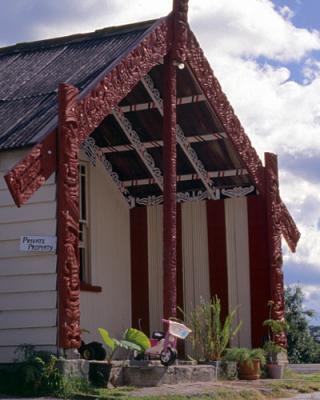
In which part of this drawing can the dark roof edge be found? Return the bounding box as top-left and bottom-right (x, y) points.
(79, 17), (166, 100)
(0, 18), (160, 56)
(31, 16), (168, 146)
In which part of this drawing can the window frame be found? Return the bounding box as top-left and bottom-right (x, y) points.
(78, 160), (102, 292)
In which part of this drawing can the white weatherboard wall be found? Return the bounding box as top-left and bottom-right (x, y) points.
(0, 149), (58, 362)
(80, 157), (131, 343)
(147, 205), (163, 333)
(225, 197), (252, 348)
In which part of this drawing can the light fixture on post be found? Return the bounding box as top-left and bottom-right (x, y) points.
(173, 60), (185, 70)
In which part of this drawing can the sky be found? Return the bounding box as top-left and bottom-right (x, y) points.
(0, 1), (319, 322)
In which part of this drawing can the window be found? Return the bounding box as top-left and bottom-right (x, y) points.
(78, 161), (102, 292)
(79, 163), (90, 283)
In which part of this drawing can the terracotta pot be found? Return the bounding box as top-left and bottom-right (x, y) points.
(238, 359), (261, 380)
(267, 363), (284, 379)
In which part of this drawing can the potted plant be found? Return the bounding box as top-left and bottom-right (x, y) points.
(224, 347), (266, 380)
(94, 327), (150, 387)
(263, 301), (288, 379)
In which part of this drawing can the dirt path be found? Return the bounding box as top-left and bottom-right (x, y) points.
(127, 380), (320, 399)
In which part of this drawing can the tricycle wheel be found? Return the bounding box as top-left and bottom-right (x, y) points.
(160, 347), (177, 366)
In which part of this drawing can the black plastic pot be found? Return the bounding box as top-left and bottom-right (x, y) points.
(89, 362), (112, 387)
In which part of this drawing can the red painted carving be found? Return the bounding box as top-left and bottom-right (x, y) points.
(163, 52), (177, 320)
(186, 30), (264, 194)
(5, 19), (171, 206)
(77, 20), (171, 144)
(57, 83), (81, 349)
(173, 0), (189, 62)
(4, 131), (56, 207)
(265, 153), (287, 347)
(280, 202), (300, 253)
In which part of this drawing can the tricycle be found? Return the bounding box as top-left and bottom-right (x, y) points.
(143, 319), (191, 366)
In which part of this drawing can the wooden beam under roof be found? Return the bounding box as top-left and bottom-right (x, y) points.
(112, 105), (164, 191)
(123, 168), (248, 187)
(141, 75), (218, 200)
(120, 94), (206, 113)
(100, 132), (227, 153)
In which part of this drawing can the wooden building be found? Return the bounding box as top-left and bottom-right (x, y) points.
(0, 1), (300, 362)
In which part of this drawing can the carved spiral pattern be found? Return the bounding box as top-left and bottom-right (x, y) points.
(142, 74), (218, 199)
(221, 185), (255, 198)
(112, 106), (163, 186)
(265, 154), (287, 347)
(280, 202), (300, 253)
(77, 21), (170, 144)
(81, 136), (132, 203)
(186, 31), (264, 194)
(173, 0), (189, 62)
(57, 83), (81, 349)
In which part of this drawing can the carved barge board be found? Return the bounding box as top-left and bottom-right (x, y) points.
(5, 18), (171, 207)
(4, 130), (56, 207)
(186, 29), (264, 194)
(76, 19), (171, 144)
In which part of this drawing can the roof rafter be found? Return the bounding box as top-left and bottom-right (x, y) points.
(112, 105), (164, 191)
(100, 132), (227, 153)
(120, 93), (206, 113)
(123, 168), (248, 187)
(141, 74), (218, 199)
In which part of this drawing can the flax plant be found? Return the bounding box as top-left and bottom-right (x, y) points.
(181, 296), (242, 361)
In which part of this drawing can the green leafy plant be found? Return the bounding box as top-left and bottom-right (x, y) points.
(98, 328), (122, 363)
(263, 300), (288, 363)
(98, 327), (150, 362)
(0, 345), (63, 397)
(181, 296), (242, 361)
(224, 347), (266, 368)
(122, 327), (151, 353)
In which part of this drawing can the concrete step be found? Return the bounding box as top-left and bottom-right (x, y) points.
(123, 364), (218, 387)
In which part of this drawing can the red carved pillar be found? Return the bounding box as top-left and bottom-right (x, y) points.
(162, 0), (189, 320)
(172, 0), (189, 62)
(265, 152), (287, 347)
(57, 83), (81, 350)
(163, 53), (177, 320)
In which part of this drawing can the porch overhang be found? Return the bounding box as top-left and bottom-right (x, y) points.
(3, 14), (300, 253)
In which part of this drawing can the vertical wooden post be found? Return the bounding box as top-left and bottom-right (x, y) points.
(265, 152), (287, 347)
(163, 53), (177, 319)
(57, 83), (81, 350)
(162, 0), (189, 320)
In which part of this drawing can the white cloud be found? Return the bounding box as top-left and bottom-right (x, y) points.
(190, 0), (320, 61)
(298, 284), (320, 323)
(187, 0), (320, 294)
(32, 0), (172, 41)
(278, 5), (295, 21)
(2, 0), (319, 315)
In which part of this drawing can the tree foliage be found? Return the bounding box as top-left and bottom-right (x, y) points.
(285, 286), (320, 363)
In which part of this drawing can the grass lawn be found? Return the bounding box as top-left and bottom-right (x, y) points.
(67, 371), (320, 400)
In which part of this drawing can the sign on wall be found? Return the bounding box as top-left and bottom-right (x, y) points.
(20, 235), (57, 252)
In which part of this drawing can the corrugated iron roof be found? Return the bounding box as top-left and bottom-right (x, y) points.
(0, 19), (158, 150)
